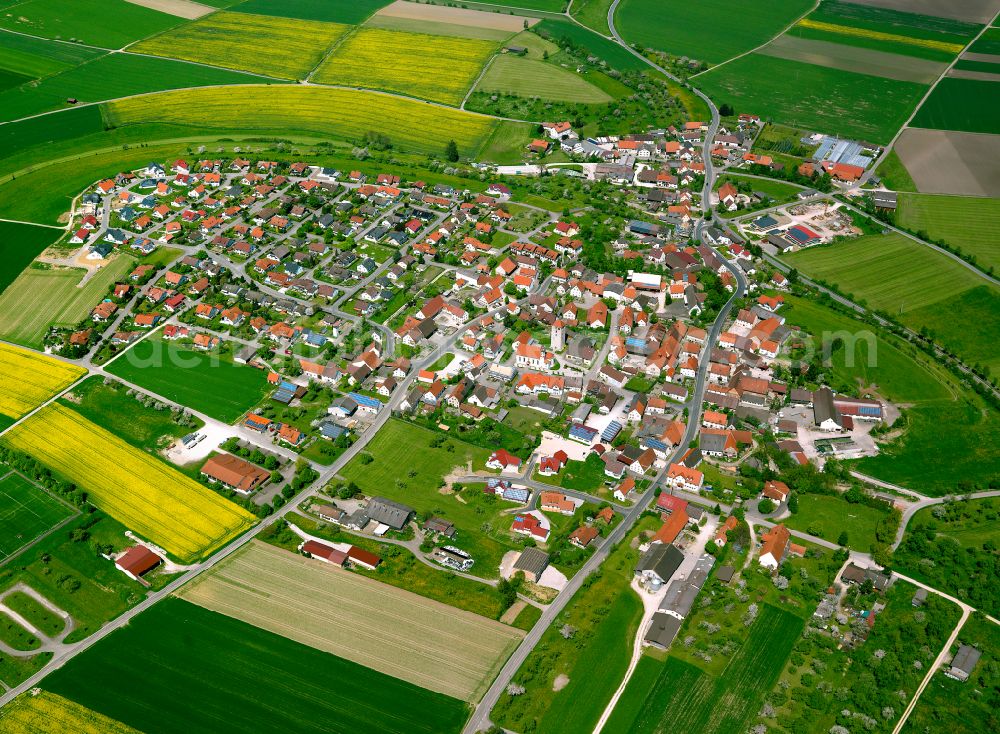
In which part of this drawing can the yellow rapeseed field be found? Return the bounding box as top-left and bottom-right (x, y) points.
(313, 27), (499, 105)
(2, 404), (256, 562)
(0, 692), (143, 734)
(105, 85), (498, 156)
(796, 19), (965, 55)
(0, 342), (85, 421)
(131, 11), (349, 80)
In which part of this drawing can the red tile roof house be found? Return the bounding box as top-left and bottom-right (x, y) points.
(487, 449), (522, 472)
(762, 480), (790, 503)
(200, 453), (270, 495)
(537, 450), (568, 476)
(115, 545), (162, 582)
(511, 513), (549, 541)
(299, 540), (347, 566)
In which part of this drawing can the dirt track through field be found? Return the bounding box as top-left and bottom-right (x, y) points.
(373, 0), (537, 30)
(896, 128), (1000, 197)
(177, 541), (523, 701)
(840, 0), (1000, 24)
(759, 35), (946, 83)
(123, 0), (215, 19)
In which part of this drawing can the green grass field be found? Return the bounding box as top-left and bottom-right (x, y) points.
(696, 53), (926, 143)
(0, 52), (279, 123)
(896, 194), (1000, 273)
(0, 257), (136, 348)
(104, 86), (499, 157)
(0, 0), (185, 48)
(616, 0), (814, 64)
(569, 0), (612, 34)
(904, 497), (1000, 550)
(494, 516), (654, 733)
(0, 222), (62, 294)
(0, 472), (75, 561)
(313, 27), (498, 105)
(910, 77), (1000, 134)
(105, 335), (272, 423)
(233, 0), (390, 23)
(902, 614), (1000, 734)
(873, 149), (917, 192)
(58, 376), (204, 458)
(783, 232), (1000, 373)
(476, 55), (611, 102)
(3, 590), (65, 637)
(607, 604), (804, 734)
(784, 494), (892, 550)
(131, 11), (349, 80)
(0, 30), (104, 79)
(0, 105), (105, 166)
(42, 598), (469, 734)
(534, 19), (649, 72)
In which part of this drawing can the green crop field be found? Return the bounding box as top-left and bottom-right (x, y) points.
(696, 53), (926, 143)
(783, 232), (1000, 373)
(569, 0), (612, 34)
(969, 26), (1000, 55)
(313, 27), (498, 105)
(0, 222), (62, 294)
(233, 0), (390, 23)
(471, 0), (566, 11)
(784, 494), (893, 551)
(0, 0), (185, 48)
(0, 31), (104, 80)
(178, 541), (523, 701)
(607, 604), (803, 734)
(42, 598), (469, 734)
(787, 0), (977, 62)
(105, 334), (272, 423)
(616, 0), (814, 64)
(476, 55), (611, 102)
(0, 257), (135, 348)
(0, 105), (105, 166)
(0, 52), (279, 123)
(911, 77), (1000, 134)
(131, 11), (349, 80)
(896, 194), (1000, 273)
(104, 86), (498, 156)
(0, 472), (75, 561)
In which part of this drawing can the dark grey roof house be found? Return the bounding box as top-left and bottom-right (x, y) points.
(635, 543), (684, 586)
(364, 496), (415, 530)
(946, 645), (981, 681)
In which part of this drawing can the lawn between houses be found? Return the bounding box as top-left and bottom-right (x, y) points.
(783, 493), (893, 552)
(42, 598), (469, 734)
(105, 333), (272, 424)
(338, 419), (527, 575)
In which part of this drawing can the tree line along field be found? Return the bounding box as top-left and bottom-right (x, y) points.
(606, 604), (804, 734)
(1, 404), (256, 563)
(103, 86), (503, 157)
(0, 257), (136, 348)
(312, 27), (499, 106)
(910, 77), (1000, 135)
(782, 232), (1000, 374)
(895, 194), (1000, 273)
(0, 342), (86, 421)
(177, 541), (523, 701)
(0, 222), (62, 293)
(0, 0), (186, 48)
(0, 691), (143, 734)
(615, 0), (814, 64)
(780, 295), (999, 496)
(42, 598), (469, 734)
(0, 52), (281, 123)
(104, 334), (274, 423)
(0, 472), (76, 562)
(695, 52), (926, 144)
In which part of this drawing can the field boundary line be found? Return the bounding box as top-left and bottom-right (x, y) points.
(0, 469), (81, 568)
(462, 53), (499, 110)
(0, 26), (115, 53)
(863, 7), (1000, 182)
(689, 0), (819, 78)
(302, 21), (360, 82)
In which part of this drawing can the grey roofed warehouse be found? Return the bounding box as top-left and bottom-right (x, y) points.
(364, 496), (415, 530)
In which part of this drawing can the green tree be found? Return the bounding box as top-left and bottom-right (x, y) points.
(445, 140), (459, 162)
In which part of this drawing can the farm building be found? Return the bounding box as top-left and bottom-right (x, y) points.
(946, 645), (982, 682)
(300, 540), (348, 566)
(347, 546), (382, 570)
(115, 546), (162, 581)
(363, 496), (415, 530)
(513, 547), (550, 583)
(644, 612), (682, 650)
(200, 453), (271, 495)
(635, 543), (683, 587)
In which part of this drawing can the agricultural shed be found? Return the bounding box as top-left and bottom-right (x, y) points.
(115, 545), (162, 581)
